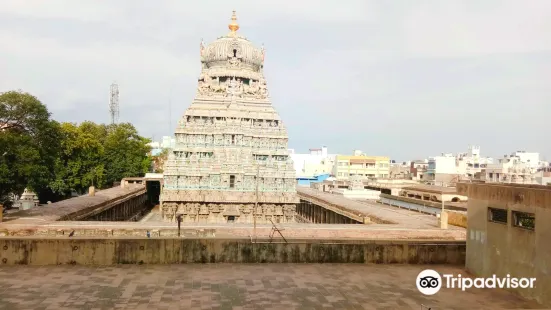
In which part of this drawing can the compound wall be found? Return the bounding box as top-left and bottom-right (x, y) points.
(0, 238), (465, 265)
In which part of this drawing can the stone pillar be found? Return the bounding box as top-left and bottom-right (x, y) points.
(313, 205), (317, 223)
(89, 186), (96, 196)
(440, 211), (448, 229)
(316, 205), (320, 223)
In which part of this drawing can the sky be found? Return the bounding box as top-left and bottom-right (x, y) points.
(1, 0), (550, 161)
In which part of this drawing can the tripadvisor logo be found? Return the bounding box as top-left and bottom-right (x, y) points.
(416, 269), (536, 295)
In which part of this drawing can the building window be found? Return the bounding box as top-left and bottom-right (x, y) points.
(488, 208), (508, 224)
(513, 211), (535, 231)
(227, 216), (235, 223)
(229, 175), (235, 188)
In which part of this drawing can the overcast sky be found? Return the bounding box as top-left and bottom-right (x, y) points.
(1, 0), (550, 161)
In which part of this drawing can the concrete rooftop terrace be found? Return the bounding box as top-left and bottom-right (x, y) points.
(296, 186), (461, 227)
(0, 264), (539, 309)
(3, 184), (145, 222)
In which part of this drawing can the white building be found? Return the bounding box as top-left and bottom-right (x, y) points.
(426, 145), (493, 185)
(481, 151), (548, 185)
(508, 151), (545, 170)
(289, 146), (336, 178)
(161, 136), (176, 149)
(409, 159), (429, 181)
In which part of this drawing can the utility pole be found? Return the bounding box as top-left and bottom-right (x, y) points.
(254, 164), (259, 242)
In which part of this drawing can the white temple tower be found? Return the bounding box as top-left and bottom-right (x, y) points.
(160, 11), (299, 223)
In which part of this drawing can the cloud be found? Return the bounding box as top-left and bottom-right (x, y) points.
(1, 0), (550, 160)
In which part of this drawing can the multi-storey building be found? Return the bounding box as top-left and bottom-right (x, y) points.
(409, 159), (429, 181)
(481, 157), (534, 184)
(160, 12), (299, 224)
(425, 146), (493, 185)
(481, 151), (548, 185)
(332, 150), (390, 180)
(289, 146), (336, 178)
(389, 161), (412, 179)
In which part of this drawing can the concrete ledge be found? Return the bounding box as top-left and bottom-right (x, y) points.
(380, 194), (466, 212)
(457, 182), (551, 209)
(0, 238), (465, 265)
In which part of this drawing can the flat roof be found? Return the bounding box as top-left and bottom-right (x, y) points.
(402, 185), (458, 194)
(3, 185), (145, 222)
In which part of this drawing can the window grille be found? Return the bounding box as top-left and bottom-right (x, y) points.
(513, 211), (535, 231)
(488, 208), (508, 224)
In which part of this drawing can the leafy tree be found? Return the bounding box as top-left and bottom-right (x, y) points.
(0, 90), (61, 205)
(49, 122), (105, 197)
(1, 90), (153, 204)
(103, 123), (152, 186)
(79, 121), (108, 144)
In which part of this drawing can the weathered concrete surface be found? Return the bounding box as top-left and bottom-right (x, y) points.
(297, 187), (463, 229)
(458, 182), (551, 307)
(379, 193), (467, 212)
(297, 187), (373, 223)
(0, 238), (465, 265)
(2, 184), (146, 223)
(0, 264), (540, 309)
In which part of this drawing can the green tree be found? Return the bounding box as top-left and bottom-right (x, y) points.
(79, 121), (108, 144)
(103, 123), (152, 186)
(0, 90), (61, 205)
(49, 122), (105, 197)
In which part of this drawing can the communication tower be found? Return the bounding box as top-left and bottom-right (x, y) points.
(109, 82), (120, 124)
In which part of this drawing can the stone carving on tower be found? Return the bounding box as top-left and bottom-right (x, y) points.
(160, 11), (299, 224)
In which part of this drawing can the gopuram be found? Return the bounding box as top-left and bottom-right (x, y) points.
(160, 11), (299, 224)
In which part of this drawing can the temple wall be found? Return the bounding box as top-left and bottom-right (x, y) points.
(0, 238), (465, 265)
(458, 182), (551, 306)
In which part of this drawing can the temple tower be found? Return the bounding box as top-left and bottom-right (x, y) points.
(160, 11), (299, 223)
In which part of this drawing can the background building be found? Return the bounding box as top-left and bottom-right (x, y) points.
(333, 150), (390, 180)
(426, 145), (493, 185)
(480, 151), (547, 185)
(389, 161), (412, 179)
(290, 146), (336, 179)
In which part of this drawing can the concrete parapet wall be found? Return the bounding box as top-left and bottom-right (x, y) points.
(456, 182), (551, 208)
(0, 238), (465, 265)
(379, 194), (466, 212)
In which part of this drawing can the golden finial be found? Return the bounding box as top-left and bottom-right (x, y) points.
(228, 10), (239, 35)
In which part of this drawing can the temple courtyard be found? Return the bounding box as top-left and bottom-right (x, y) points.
(0, 264), (538, 309)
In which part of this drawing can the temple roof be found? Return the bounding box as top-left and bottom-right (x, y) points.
(200, 11), (265, 72)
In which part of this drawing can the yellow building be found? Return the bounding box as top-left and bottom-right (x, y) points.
(333, 152), (391, 180)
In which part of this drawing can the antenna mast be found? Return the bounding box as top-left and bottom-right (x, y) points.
(109, 82), (120, 124)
